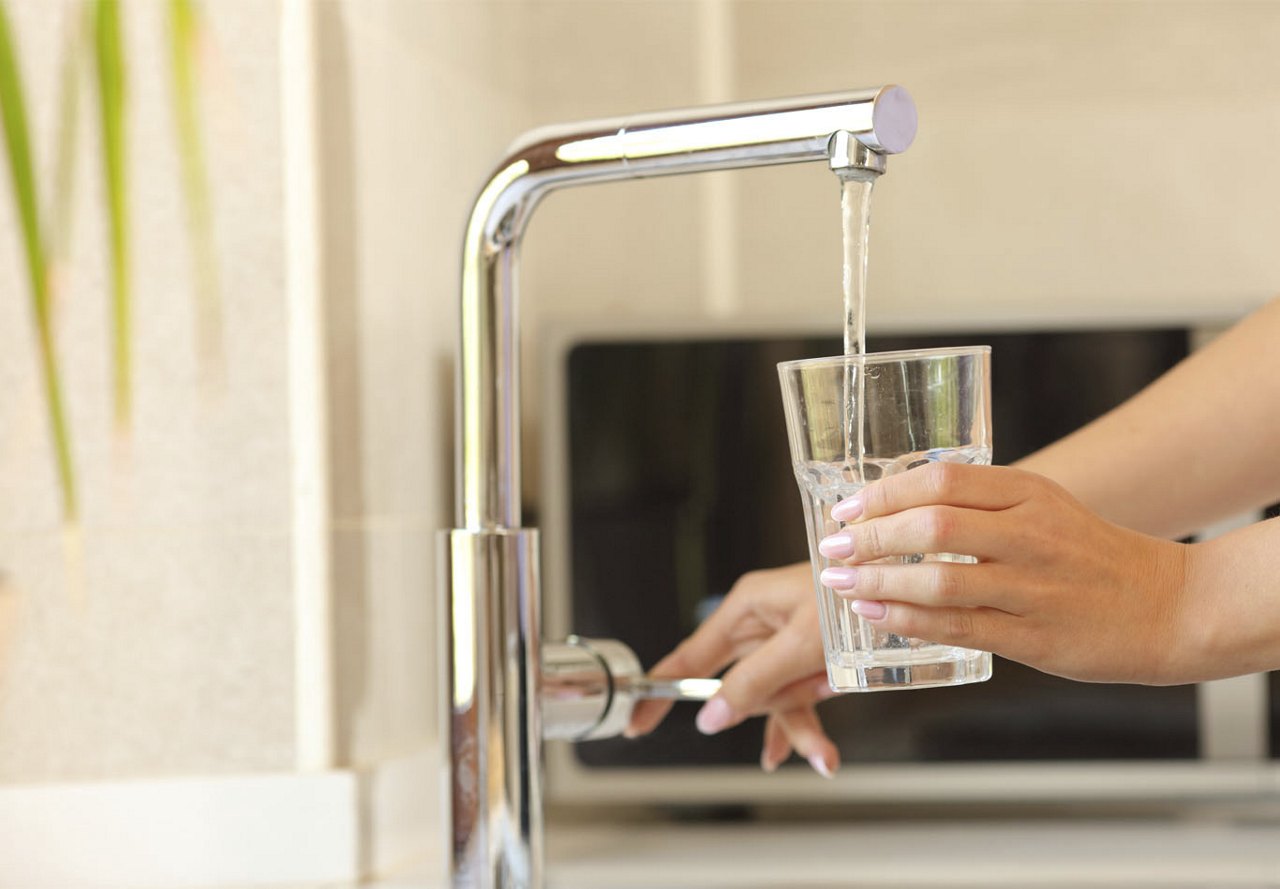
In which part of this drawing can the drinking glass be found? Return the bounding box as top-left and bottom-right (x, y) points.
(777, 346), (993, 692)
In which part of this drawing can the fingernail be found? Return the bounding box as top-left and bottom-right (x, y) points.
(831, 496), (863, 522)
(622, 726), (639, 739)
(695, 697), (733, 735)
(818, 533), (854, 559)
(761, 750), (779, 774)
(808, 754), (835, 780)
(850, 599), (887, 620)
(820, 566), (858, 591)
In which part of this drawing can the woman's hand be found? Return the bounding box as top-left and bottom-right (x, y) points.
(624, 562), (841, 778)
(817, 462), (1194, 685)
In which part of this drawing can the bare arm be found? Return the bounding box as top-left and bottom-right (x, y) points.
(1184, 517), (1280, 679)
(1016, 297), (1280, 538)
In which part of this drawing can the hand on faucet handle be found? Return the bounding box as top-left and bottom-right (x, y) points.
(624, 562), (841, 778)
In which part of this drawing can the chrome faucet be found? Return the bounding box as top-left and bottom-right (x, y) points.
(442, 85), (918, 888)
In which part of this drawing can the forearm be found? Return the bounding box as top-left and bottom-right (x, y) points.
(1015, 297), (1280, 538)
(1180, 516), (1280, 681)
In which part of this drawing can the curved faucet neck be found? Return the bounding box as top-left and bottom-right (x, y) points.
(455, 86), (917, 531)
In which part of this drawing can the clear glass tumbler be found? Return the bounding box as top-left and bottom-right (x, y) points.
(777, 346), (994, 692)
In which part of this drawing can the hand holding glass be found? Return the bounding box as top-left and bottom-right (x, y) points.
(778, 346), (993, 692)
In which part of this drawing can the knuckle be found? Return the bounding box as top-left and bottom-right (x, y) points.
(653, 652), (689, 681)
(724, 663), (768, 708)
(857, 522), (884, 560)
(944, 609), (978, 646)
(771, 628), (814, 676)
(882, 603), (917, 637)
(859, 566), (884, 598)
(929, 565), (964, 603)
(775, 623), (805, 656)
(920, 506), (957, 548)
(861, 481), (884, 517)
(729, 569), (767, 598)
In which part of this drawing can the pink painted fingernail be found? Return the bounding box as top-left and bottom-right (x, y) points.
(695, 697), (733, 735)
(831, 496), (863, 522)
(818, 533), (854, 559)
(820, 566), (858, 590)
(850, 599), (887, 620)
(808, 754), (835, 780)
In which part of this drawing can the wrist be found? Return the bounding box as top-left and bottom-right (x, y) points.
(1148, 538), (1199, 685)
(1165, 536), (1246, 684)
(1178, 523), (1280, 680)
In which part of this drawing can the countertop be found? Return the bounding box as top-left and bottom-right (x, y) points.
(371, 816), (1280, 887)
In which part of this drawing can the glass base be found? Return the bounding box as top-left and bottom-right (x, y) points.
(826, 647), (992, 693)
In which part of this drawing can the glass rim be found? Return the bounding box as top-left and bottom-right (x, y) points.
(776, 344), (990, 373)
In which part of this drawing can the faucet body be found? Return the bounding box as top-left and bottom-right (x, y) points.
(443, 86), (917, 888)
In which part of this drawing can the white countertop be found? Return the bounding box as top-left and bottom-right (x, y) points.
(372, 817), (1280, 887)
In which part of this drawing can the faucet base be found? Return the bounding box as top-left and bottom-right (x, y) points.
(442, 528), (543, 889)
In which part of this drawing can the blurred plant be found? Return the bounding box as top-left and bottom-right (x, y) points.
(0, 0), (220, 524)
(169, 0), (221, 370)
(93, 0), (129, 430)
(50, 3), (85, 284)
(0, 1), (78, 520)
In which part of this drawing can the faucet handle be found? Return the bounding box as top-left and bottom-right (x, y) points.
(630, 676), (722, 702)
(542, 637), (722, 741)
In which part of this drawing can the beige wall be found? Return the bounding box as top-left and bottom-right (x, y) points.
(2, 0), (1277, 786)
(728, 1), (1280, 322)
(317, 0), (532, 768)
(0, 0), (295, 780)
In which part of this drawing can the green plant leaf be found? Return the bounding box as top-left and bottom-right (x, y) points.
(169, 0), (221, 369)
(94, 0), (129, 430)
(0, 0), (78, 521)
(49, 7), (84, 272)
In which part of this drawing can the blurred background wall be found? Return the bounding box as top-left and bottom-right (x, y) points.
(0, 0), (297, 782)
(0, 0), (1277, 857)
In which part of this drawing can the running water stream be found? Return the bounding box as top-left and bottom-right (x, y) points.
(840, 173), (876, 480)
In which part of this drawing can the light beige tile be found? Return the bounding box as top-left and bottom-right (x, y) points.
(520, 0), (709, 322)
(0, 528), (295, 782)
(321, 1), (528, 525)
(332, 522), (437, 769)
(730, 1), (1280, 323)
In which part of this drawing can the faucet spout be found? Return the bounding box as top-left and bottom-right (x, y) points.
(829, 129), (888, 179)
(445, 86), (917, 889)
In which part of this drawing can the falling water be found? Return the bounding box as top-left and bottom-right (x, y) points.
(841, 175), (874, 358)
(840, 174), (875, 480)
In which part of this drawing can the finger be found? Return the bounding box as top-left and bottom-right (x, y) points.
(754, 671), (839, 716)
(760, 714), (792, 773)
(775, 706), (840, 778)
(626, 629), (773, 737)
(649, 569), (801, 683)
(823, 561), (1021, 612)
(695, 625), (818, 735)
(626, 591), (763, 738)
(835, 463), (1036, 524)
(625, 697), (676, 739)
(629, 566), (813, 738)
(854, 600), (1008, 652)
(831, 504), (1015, 565)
